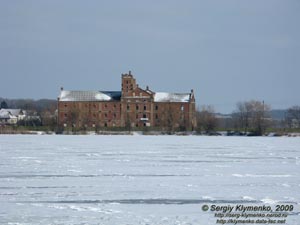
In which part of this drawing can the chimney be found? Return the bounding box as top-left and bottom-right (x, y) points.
(129, 70), (131, 75)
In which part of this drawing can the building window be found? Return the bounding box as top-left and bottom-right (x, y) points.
(105, 113), (107, 118)
(127, 105), (130, 110)
(181, 105), (184, 111)
(136, 105), (139, 110)
(113, 113), (116, 118)
(155, 114), (158, 119)
(64, 104), (68, 108)
(104, 122), (107, 127)
(136, 114), (138, 119)
(143, 114), (146, 118)
(144, 105), (146, 110)
(155, 105), (158, 110)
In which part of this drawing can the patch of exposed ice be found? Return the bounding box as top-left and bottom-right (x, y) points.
(232, 174), (292, 178)
(261, 198), (278, 204)
(242, 196), (255, 201)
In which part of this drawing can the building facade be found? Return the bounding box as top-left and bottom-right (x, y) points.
(57, 72), (196, 130)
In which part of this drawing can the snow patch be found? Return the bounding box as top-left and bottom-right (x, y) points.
(154, 92), (190, 102)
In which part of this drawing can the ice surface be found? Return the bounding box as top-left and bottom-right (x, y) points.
(0, 135), (299, 224)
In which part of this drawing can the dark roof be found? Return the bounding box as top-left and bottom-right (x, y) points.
(101, 91), (121, 101)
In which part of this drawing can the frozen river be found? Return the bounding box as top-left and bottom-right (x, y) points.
(0, 135), (299, 224)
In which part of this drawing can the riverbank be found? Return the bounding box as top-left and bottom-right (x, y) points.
(1, 128), (300, 137)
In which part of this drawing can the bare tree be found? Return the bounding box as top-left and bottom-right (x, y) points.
(40, 109), (57, 131)
(285, 106), (300, 128)
(125, 112), (131, 131)
(235, 101), (252, 133)
(196, 105), (218, 134)
(70, 107), (79, 132)
(160, 103), (174, 134)
(234, 100), (271, 135)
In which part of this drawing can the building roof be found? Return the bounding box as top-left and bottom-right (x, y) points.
(0, 109), (23, 119)
(154, 92), (191, 103)
(59, 90), (121, 102)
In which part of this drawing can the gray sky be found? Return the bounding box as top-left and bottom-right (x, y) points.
(0, 0), (299, 113)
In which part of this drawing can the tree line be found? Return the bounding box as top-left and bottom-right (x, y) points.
(196, 101), (300, 136)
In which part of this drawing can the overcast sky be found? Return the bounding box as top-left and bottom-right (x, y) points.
(0, 1), (299, 113)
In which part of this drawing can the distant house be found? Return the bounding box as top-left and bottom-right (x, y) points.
(0, 109), (26, 125)
(57, 71), (197, 130)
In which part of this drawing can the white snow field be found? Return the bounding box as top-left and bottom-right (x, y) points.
(0, 135), (299, 225)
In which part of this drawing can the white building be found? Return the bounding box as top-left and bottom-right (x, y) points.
(0, 109), (26, 125)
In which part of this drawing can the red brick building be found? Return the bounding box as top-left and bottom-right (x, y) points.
(57, 72), (196, 130)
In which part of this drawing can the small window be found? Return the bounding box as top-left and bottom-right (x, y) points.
(136, 114), (138, 119)
(181, 105), (184, 111)
(136, 105), (139, 110)
(105, 113), (107, 118)
(127, 105), (130, 110)
(155, 114), (158, 119)
(155, 105), (158, 110)
(144, 105), (146, 110)
(143, 114), (146, 118)
(64, 104), (68, 107)
(113, 113), (116, 118)
(104, 122), (107, 127)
